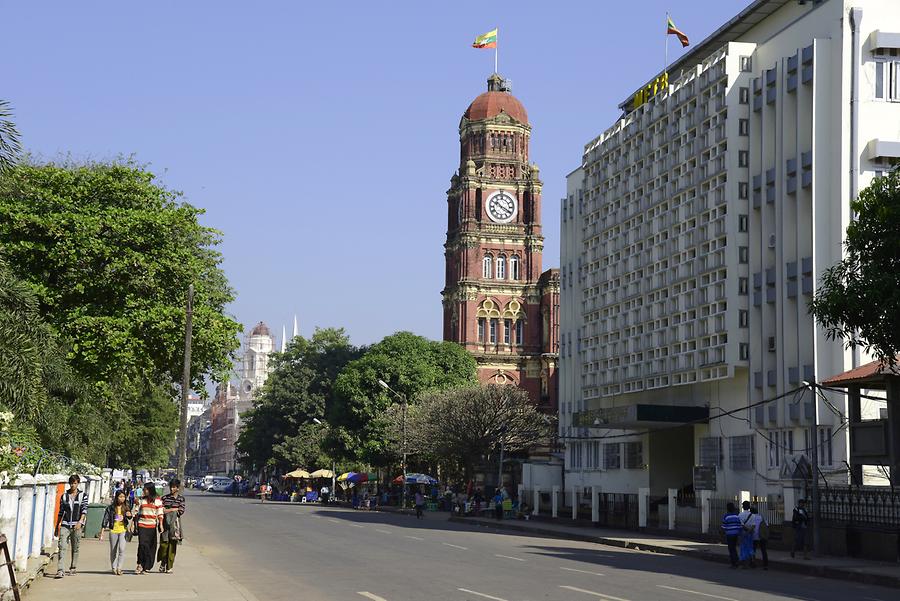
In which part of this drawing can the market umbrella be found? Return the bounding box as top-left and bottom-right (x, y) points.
(392, 473), (438, 485)
(309, 469), (335, 479)
(284, 469), (310, 479)
(347, 472), (369, 484)
(337, 472), (356, 482)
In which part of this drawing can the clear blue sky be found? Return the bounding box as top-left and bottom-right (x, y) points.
(3, 0), (747, 348)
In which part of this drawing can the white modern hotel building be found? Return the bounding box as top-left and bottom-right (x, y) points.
(560, 0), (899, 501)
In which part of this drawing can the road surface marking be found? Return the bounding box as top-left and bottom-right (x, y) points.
(404, 535), (425, 540)
(494, 554), (525, 562)
(560, 566), (605, 576)
(656, 586), (739, 601)
(357, 593), (388, 601)
(457, 588), (509, 601)
(560, 586), (630, 600)
(328, 518), (342, 524)
(375, 529), (392, 534)
(442, 542), (468, 550)
(349, 523), (365, 528)
(111, 594), (197, 600)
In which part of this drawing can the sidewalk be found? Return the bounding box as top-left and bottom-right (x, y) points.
(23, 537), (259, 601)
(450, 516), (900, 589)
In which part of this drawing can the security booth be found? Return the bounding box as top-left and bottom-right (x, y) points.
(822, 359), (900, 486)
(820, 360), (900, 561)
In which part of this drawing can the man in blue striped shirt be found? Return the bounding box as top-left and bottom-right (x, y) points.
(721, 502), (743, 568)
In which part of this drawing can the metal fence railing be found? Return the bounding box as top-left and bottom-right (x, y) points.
(818, 487), (900, 528)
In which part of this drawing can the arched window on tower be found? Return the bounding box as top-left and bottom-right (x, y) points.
(482, 255), (493, 279)
(496, 255), (506, 280)
(510, 255), (520, 280)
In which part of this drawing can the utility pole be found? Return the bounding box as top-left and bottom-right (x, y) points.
(378, 379), (408, 512)
(176, 284), (194, 481)
(806, 381), (820, 556)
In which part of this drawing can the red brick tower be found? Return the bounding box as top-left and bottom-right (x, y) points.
(442, 74), (559, 411)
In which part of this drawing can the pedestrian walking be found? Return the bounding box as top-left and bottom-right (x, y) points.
(493, 489), (504, 520)
(414, 490), (425, 519)
(54, 474), (87, 578)
(158, 478), (186, 573)
(738, 500), (754, 567)
(100, 490), (132, 575)
(721, 502), (743, 568)
(133, 482), (163, 574)
(747, 506), (769, 569)
(791, 498), (810, 559)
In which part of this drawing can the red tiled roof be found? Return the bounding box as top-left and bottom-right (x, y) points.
(821, 358), (900, 387)
(464, 91), (528, 124)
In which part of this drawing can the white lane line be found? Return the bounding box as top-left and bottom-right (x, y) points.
(328, 518), (341, 524)
(494, 554), (525, 562)
(560, 585), (630, 600)
(442, 542), (468, 550)
(656, 585), (739, 601)
(457, 588), (508, 601)
(349, 523), (365, 528)
(560, 566), (605, 576)
(375, 529), (392, 534)
(357, 593), (388, 601)
(404, 535), (424, 541)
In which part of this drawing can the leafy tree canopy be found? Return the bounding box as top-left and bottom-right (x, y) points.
(328, 331), (477, 465)
(0, 158), (242, 393)
(106, 381), (179, 472)
(404, 384), (555, 479)
(810, 169), (900, 365)
(237, 328), (360, 473)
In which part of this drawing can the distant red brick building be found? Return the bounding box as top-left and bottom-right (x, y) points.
(442, 73), (559, 411)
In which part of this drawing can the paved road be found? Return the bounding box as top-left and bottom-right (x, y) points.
(186, 491), (895, 601)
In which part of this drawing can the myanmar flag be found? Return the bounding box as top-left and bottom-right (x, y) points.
(667, 17), (690, 47)
(473, 28), (498, 49)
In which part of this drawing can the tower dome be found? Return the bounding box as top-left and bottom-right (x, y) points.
(249, 321), (271, 337)
(464, 73), (528, 124)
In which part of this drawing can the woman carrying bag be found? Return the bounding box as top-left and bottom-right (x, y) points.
(132, 483), (163, 574)
(99, 490), (132, 575)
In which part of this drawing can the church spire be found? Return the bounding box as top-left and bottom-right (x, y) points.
(292, 315), (299, 339)
(281, 325), (287, 353)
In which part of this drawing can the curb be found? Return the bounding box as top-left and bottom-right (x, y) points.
(449, 517), (900, 590)
(4, 552), (53, 601)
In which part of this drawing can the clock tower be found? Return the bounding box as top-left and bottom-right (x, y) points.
(442, 73), (559, 411)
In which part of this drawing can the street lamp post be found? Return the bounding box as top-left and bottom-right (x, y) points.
(378, 379), (407, 513)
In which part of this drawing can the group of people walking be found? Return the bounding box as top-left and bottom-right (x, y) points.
(54, 474), (185, 578)
(721, 500), (769, 569)
(722, 498), (811, 569)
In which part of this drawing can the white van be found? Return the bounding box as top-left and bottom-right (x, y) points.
(207, 477), (233, 493)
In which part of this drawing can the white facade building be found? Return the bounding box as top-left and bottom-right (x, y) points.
(561, 0), (898, 499)
(239, 321), (277, 401)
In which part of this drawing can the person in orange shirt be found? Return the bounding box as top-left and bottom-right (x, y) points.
(131, 483), (163, 574)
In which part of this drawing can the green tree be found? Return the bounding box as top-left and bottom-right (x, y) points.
(328, 331), (477, 465)
(106, 381), (179, 473)
(0, 256), (110, 464)
(0, 100), (21, 174)
(237, 328), (360, 472)
(810, 169), (900, 365)
(0, 159), (242, 393)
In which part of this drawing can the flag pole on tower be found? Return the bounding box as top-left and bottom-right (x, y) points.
(472, 28), (499, 73)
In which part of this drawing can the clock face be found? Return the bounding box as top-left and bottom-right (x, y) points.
(486, 190), (518, 223)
